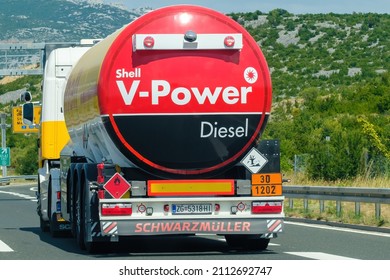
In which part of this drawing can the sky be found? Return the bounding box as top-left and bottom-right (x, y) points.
(103, 0), (390, 14)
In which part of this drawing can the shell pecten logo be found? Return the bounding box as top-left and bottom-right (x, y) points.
(244, 67), (258, 84)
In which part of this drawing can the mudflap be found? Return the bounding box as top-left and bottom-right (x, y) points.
(86, 220), (119, 243)
(84, 172), (119, 245)
(50, 213), (71, 237)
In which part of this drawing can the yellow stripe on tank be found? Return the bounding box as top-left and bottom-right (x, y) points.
(40, 121), (70, 160)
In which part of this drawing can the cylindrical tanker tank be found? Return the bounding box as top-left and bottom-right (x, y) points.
(63, 5), (272, 178)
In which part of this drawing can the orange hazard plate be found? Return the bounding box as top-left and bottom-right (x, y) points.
(252, 184), (282, 196)
(252, 173), (282, 185)
(252, 173), (283, 196)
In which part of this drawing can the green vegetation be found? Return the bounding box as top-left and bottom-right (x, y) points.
(228, 10), (390, 181)
(0, 76), (41, 96)
(0, 76), (41, 175)
(0, 0), (140, 42)
(265, 74), (390, 181)
(284, 198), (390, 228)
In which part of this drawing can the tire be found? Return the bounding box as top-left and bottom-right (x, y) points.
(38, 176), (49, 232)
(82, 170), (101, 253)
(48, 177), (60, 237)
(69, 169), (77, 237)
(225, 235), (270, 251)
(39, 215), (49, 232)
(75, 168), (100, 253)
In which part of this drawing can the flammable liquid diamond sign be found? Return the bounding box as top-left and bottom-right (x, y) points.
(241, 147), (268, 173)
(103, 173), (131, 199)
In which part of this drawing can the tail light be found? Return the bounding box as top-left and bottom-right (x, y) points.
(252, 201), (282, 214)
(101, 203), (132, 216)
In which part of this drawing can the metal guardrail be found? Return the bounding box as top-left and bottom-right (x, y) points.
(283, 186), (390, 219)
(0, 175), (37, 184)
(1, 177), (388, 220)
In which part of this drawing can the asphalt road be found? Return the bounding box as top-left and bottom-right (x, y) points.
(1, 183), (389, 261)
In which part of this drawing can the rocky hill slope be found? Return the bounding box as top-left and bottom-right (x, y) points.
(0, 0), (147, 42)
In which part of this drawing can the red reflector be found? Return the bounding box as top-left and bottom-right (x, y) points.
(98, 190), (105, 199)
(252, 201), (282, 214)
(97, 163), (104, 184)
(56, 191), (61, 200)
(101, 203), (132, 216)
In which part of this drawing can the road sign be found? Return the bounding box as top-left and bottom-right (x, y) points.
(0, 147), (10, 166)
(12, 105), (41, 133)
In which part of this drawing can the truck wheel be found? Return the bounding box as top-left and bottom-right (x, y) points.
(38, 177), (49, 232)
(69, 170), (77, 237)
(48, 178), (60, 237)
(76, 171), (100, 253)
(39, 215), (49, 232)
(225, 235), (270, 251)
(83, 175), (95, 253)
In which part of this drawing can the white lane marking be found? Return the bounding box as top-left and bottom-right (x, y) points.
(285, 221), (390, 238)
(0, 240), (14, 252)
(0, 190), (36, 201)
(286, 252), (358, 260)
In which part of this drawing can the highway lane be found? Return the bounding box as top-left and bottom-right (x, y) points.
(0, 183), (389, 260)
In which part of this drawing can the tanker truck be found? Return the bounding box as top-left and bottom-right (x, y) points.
(24, 5), (285, 252)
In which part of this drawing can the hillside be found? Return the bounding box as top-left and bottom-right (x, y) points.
(229, 10), (390, 98)
(0, 0), (147, 42)
(225, 10), (390, 181)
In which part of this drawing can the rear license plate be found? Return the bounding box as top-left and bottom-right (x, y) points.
(172, 204), (212, 215)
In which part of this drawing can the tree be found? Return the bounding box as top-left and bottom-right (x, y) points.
(14, 145), (38, 175)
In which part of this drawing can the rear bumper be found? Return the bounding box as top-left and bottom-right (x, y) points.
(96, 196), (284, 237)
(99, 217), (283, 237)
